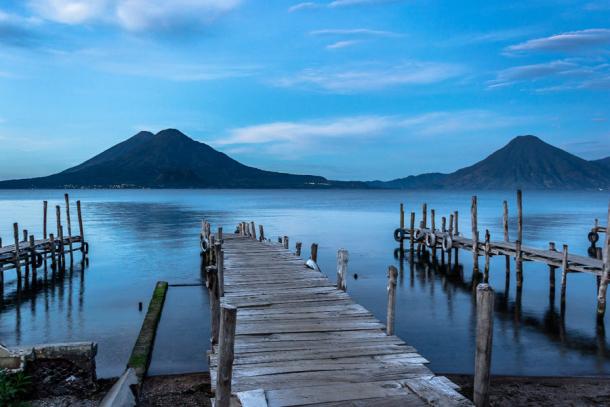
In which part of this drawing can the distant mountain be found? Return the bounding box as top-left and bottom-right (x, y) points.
(0, 129), (361, 189)
(369, 135), (610, 190)
(0, 131), (607, 190)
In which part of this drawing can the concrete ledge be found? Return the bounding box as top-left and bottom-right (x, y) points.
(127, 281), (168, 381)
(99, 368), (138, 407)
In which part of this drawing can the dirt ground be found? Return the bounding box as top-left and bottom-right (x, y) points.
(447, 374), (610, 406)
(139, 372), (212, 407)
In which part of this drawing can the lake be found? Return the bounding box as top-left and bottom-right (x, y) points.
(0, 189), (609, 378)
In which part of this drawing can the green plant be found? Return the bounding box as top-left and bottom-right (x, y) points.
(0, 371), (31, 407)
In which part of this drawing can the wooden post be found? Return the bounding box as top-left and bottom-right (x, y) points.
(422, 203), (427, 229)
(454, 210), (459, 236)
(76, 200), (85, 254)
(29, 235), (37, 284)
(13, 223), (21, 279)
(409, 212), (415, 252)
(337, 249), (348, 291)
(516, 240), (523, 288)
(503, 200), (509, 242)
(471, 196), (479, 269)
(441, 217), (446, 233)
(474, 283), (494, 407)
(23, 229), (28, 242)
(217, 227), (223, 242)
(431, 209), (436, 232)
(311, 243), (318, 263)
(517, 189), (523, 244)
(58, 225), (65, 270)
(207, 266), (220, 345)
(64, 193), (74, 257)
(216, 304), (237, 407)
(400, 203), (405, 229)
(23, 229), (30, 279)
(295, 242), (302, 256)
(215, 242), (224, 297)
(259, 225), (265, 241)
(448, 214), (454, 267)
(43, 200), (48, 239)
(549, 242), (556, 304)
(386, 266), (398, 335)
(283, 236), (289, 250)
(49, 233), (56, 270)
(596, 203), (610, 322)
(250, 222), (256, 240)
(484, 230), (490, 283)
(561, 244), (569, 309)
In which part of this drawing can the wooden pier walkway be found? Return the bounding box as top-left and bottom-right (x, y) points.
(208, 234), (471, 406)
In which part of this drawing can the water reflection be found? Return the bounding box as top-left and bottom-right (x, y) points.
(395, 245), (609, 361)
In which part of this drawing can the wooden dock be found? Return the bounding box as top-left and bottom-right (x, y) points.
(207, 233), (471, 406)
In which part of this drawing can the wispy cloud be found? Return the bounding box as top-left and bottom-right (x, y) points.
(489, 59), (610, 91)
(214, 110), (523, 156)
(289, 0), (402, 12)
(274, 61), (463, 92)
(506, 28), (610, 53)
(26, 0), (241, 32)
(310, 28), (401, 37)
(326, 40), (361, 49)
(101, 60), (260, 81)
(0, 9), (42, 47)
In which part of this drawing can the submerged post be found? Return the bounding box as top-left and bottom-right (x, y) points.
(337, 249), (348, 291)
(311, 243), (318, 263)
(474, 283), (494, 407)
(386, 265), (398, 335)
(216, 304), (237, 407)
(596, 203), (610, 322)
(295, 242), (302, 256)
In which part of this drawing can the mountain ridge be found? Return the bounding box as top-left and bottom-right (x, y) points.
(0, 130), (608, 190)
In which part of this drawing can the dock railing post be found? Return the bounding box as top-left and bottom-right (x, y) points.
(216, 304), (237, 407)
(311, 243), (318, 263)
(596, 203), (610, 322)
(13, 223), (21, 281)
(386, 265), (398, 335)
(295, 242), (302, 256)
(337, 249), (348, 291)
(207, 266), (220, 345)
(474, 283), (494, 407)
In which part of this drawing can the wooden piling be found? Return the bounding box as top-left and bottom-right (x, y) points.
(49, 233), (56, 270)
(517, 189), (523, 244)
(76, 200), (85, 254)
(431, 209), (436, 232)
(484, 230), (490, 283)
(516, 240), (523, 288)
(422, 203), (427, 229)
(503, 200), (509, 242)
(29, 235), (36, 285)
(471, 196), (479, 269)
(13, 223), (21, 278)
(283, 236), (289, 250)
(474, 283), (494, 407)
(43, 200), (48, 239)
(409, 212), (415, 251)
(311, 243), (318, 263)
(337, 249), (348, 291)
(218, 227), (223, 242)
(295, 242), (302, 256)
(215, 242), (224, 297)
(248, 222), (255, 240)
(549, 242), (556, 293)
(386, 265), (398, 335)
(216, 304), (237, 407)
(64, 193), (74, 256)
(23, 229), (30, 278)
(400, 203), (404, 229)
(259, 225), (265, 241)
(207, 266), (220, 345)
(561, 244), (569, 309)
(596, 204), (610, 322)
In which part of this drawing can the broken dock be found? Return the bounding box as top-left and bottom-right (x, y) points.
(202, 224), (471, 406)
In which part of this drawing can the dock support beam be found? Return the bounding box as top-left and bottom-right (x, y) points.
(337, 249), (348, 291)
(216, 304), (237, 407)
(474, 283), (494, 407)
(386, 266), (398, 335)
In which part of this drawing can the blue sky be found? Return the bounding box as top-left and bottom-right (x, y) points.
(1, 0), (609, 181)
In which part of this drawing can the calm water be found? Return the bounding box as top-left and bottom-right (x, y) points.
(0, 189), (609, 378)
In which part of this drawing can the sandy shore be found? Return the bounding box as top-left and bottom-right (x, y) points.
(447, 374), (610, 406)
